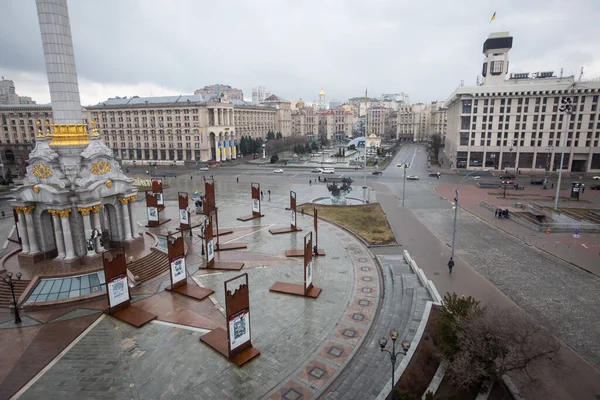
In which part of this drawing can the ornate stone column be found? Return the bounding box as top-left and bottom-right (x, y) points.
(118, 197), (134, 241)
(126, 195), (138, 238)
(59, 209), (76, 259)
(216, 138), (221, 162)
(78, 206), (96, 257)
(14, 208), (30, 254)
(49, 210), (66, 259)
(219, 109), (223, 126)
(214, 109), (219, 126)
(23, 206), (39, 254)
(91, 204), (105, 252)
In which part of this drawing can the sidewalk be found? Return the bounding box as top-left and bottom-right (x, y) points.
(372, 182), (600, 400)
(435, 184), (600, 277)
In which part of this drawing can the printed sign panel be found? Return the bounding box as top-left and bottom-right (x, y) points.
(228, 309), (251, 351)
(305, 260), (313, 289)
(107, 274), (129, 308)
(179, 209), (189, 225)
(147, 206), (159, 221)
(207, 239), (214, 262)
(252, 199), (260, 213)
(291, 209), (296, 227)
(170, 255), (186, 285)
(156, 193), (164, 206)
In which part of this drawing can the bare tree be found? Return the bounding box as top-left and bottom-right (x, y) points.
(446, 307), (561, 390)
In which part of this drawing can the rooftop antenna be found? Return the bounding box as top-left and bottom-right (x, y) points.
(560, 68), (564, 79)
(460, 80), (464, 87)
(578, 66), (584, 82)
(476, 76), (480, 86)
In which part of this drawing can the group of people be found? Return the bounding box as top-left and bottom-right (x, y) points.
(260, 190), (271, 201)
(309, 177), (328, 185)
(495, 208), (509, 219)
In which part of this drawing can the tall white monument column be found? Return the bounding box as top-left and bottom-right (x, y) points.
(23, 207), (40, 254)
(59, 210), (76, 259)
(15, 209), (30, 254)
(50, 210), (66, 258)
(119, 198), (133, 241)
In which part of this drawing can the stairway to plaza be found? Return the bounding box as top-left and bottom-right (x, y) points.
(322, 255), (431, 400)
(0, 278), (30, 308)
(127, 249), (169, 284)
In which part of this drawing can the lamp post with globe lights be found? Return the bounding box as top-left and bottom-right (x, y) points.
(2, 272), (22, 324)
(554, 96), (574, 210)
(379, 329), (410, 399)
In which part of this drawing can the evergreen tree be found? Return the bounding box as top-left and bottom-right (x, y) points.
(266, 131), (275, 140)
(276, 132), (283, 139)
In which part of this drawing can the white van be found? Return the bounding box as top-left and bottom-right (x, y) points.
(322, 168), (335, 174)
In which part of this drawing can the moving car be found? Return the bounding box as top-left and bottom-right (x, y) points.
(530, 177), (546, 185)
(200, 166), (209, 171)
(372, 171), (382, 175)
(273, 169), (284, 173)
(322, 168), (335, 174)
(593, 176), (600, 180)
(501, 180), (516, 185)
(311, 168), (323, 173)
(428, 172), (441, 177)
(499, 174), (515, 180)
(406, 175), (419, 181)
(590, 184), (600, 190)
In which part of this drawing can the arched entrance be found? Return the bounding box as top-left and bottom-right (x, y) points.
(103, 203), (121, 243)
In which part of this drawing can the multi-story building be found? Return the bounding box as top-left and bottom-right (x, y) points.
(194, 84), (243, 101)
(0, 78), (37, 105)
(332, 106), (353, 139)
(292, 105), (353, 142)
(397, 102), (447, 142)
(252, 86), (271, 105)
(445, 31), (600, 172)
(367, 105), (391, 137)
(0, 104), (51, 168)
(86, 93), (285, 163)
(261, 94), (292, 137)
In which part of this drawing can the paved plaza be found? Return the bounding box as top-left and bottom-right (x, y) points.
(0, 178), (432, 400)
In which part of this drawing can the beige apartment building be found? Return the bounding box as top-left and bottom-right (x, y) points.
(0, 103), (89, 169)
(445, 32), (600, 172)
(85, 93), (289, 163)
(292, 103), (353, 142)
(367, 105), (398, 138)
(397, 101), (447, 142)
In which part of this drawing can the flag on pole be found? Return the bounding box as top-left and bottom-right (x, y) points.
(364, 87), (368, 106)
(193, 190), (199, 197)
(489, 12), (496, 23)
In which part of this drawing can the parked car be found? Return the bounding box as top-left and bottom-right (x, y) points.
(428, 172), (441, 177)
(591, 184), (600, 190)
(406, 175), (419, 181)
(593, 176), (600, 180)
(530, 177), (546, 185)
(500, 174), (516, 180)
(273, 169), (284, 173)
(311, 168), (323, 173)
(200, 166), (209, 171)
(372, 171), (382, 175)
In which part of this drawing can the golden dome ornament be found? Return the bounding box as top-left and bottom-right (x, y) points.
(33, 185), (40, 194)
(105, 180), (113, 188)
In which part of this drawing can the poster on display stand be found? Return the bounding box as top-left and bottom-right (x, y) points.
(229, 309), (251, 351)
(179, 209), (189, 225)
(107, 274), (129, 308)
(170, 255), (186, 285)
(147, 207), (159, 221)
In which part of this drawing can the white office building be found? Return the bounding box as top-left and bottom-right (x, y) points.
(445, 32), (600, 173)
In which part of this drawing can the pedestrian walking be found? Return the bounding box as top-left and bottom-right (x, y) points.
(447, 257), (454, 274)
(261, 190), (264, 201)
(309, 180), (312, 186)
(190, 176), (193, 180)
(268, 189), (271, 200)
(237, 177), (239, 183)
(313, 244), (318, 256)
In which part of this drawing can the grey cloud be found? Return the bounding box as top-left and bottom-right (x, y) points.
(1, 0), (599, 105)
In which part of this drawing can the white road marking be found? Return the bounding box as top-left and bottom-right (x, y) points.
(582, 244), (588, 249)
(10, 314), (106, 400)
(221, 224), (275, 244)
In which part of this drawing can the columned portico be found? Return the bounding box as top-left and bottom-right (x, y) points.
(118, 196), (134, 241)
(49, 210), (66, 259)
(23, 206), (39, 254)
(59, 209), (76, 259)
(15, 208), (30, 253)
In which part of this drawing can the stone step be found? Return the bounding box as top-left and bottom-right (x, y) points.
(127, 250), (169, 283)
(0, 280), (30, 308)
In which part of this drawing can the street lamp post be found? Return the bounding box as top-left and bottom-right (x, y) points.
(379, 329), (410, 400)
(450, 170), (488, 261)
(401, 157), (409, 206)
(2, 272), (23, 324)
(554, 96), (574, 210)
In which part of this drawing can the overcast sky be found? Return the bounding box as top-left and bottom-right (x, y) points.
(1, 0), (599, 106)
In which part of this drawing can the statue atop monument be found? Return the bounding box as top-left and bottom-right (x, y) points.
(326, 177), (353, 205)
